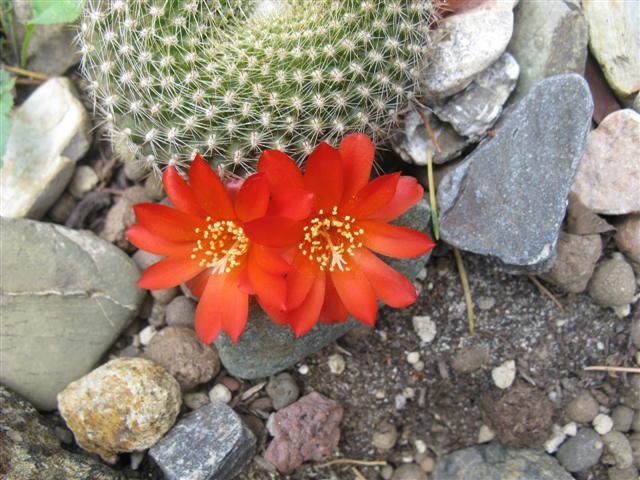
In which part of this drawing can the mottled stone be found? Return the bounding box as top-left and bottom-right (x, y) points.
(433, 443), (573, 480)
(143, 326), (220, 391)
(421, 3), (514, 99)
(451, 345), (490, 373)
(566, 193), (615, 235)
(100, 186), (151, 251)
(265, 392), (343, 474)
(58, 357), (181, 463)
(566, 390), (600, 424)
(556, 428), (603, 473)
(615, 215), (640, 273)
(603, 431), (634, 469)
(437, 74), (593, 272)
(508, 0), (588, 103)
(149, 401), (256, 480)
(432, 53), (520, 138)
(572, 109), (640, 215)
(539, 232), (602, 293)
(0, 386), (124, 480)
(165, 295), (197, 326)
(588, 255), (637, 307)
(0, 218), (144, 410)
(582, 1), (640, 97)
(215, 200), (432, 378)
(392, 109), (474, 165)
(266, 372), (300, 410)
(0, 77), (91, 219)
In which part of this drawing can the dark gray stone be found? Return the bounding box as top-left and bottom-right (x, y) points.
(149, 401), (256, 480)
(437, 74), (593, 273)
(556, 428), (603, 473)
(432, 53), (520, 139)
(0, 218), (145, 410)
(0, 386), (124, 480)
(215, 199), (432, 379)
(508, 0), (588, 103)
(432, 443), (573, 480)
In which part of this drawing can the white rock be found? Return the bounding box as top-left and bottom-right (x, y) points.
(491, 360), (516, 389)
(406, 352), (421, 365)
(477, 424), (496, 443)
(593, 413), (614, 435)
(69, 165), (99, 199)
(415, 439), (427, 454)
(1, 77), (91, 219)
(563, 422), (578, 437)
(582, 0), (640, 97)
(412, 315), (437, 343)
(130, 451), (146, 470)
(421, 4), (514, 98)
(544, 429), (567, 454)
(139, 325), (157, 346)
(328, 354), (346, 374)
(209, 384), (232, 404)
(297, 364), (309, 375)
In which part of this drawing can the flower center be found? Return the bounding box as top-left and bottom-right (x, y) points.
(298, 206), (364, 272)
(191, 218), (249, 275)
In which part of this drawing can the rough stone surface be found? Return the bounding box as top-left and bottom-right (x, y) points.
(539, 232), (602, 293)
(392, 464), (427, 480)
(612, 406), (635, 433)
(588, 255), (637, 307)
(0, 218), (144, 410)
(143, 326), (221, 391)
(264, 392), (343, 473)
(566, 193), (615, 235)
(392, 109), (474, 165)
(0, 386), (124, 480)
(556, 428), (603, 473)
(566, 390), (601, 424)
(615, 215), (640, 273)
(69, 165), (99, 199)
(57, 357), (181, 463)
(149, 401), (256, 480)
(432, 52), (520, 138)
(266, 373), (300, 410)
(508, 0), (588, 103)
(603, 431), (634, 469)
(0, 77), (91, 219)
(215, 199), (432, 378)
(421, 3), (514, 99)
(451, 345), (490, 373)
(165, 295), (197, 326)
(582, 1), (640, 97)
(609, 466), (640, 480)
(432, 443), (573, 480)
(571, 109), (640, 215)
(437, 74), (593, 272)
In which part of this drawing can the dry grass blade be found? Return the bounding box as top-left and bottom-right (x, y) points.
(417, 108), (441, 152)
(352, 467), (367, 479)
(527, 275), (564, 312)
(584, 366), (640, 373)
(314, 459), (387, 469)
(453, 248), (475, 336)
(2, 64), (49, 80)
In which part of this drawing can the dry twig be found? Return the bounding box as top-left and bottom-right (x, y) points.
(527, 275), (564, 312)
(2, 64), (49, 80)
(314, 459), (387, 469)
(352, 467), (367, 480)
(584, 366), (640, 374)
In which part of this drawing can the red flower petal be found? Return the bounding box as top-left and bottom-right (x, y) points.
(286, 250), (317, 310)
(137, 255), (205, 290)
(186, 269), (210, 298)
(287, 271), (326, 337)
(331, 263), (378, 326)
(127, 224), (195, 257)
(243, 217), (305, 248)
(359, 220), (436, 258)
(251, 244), (289, 275)
(163, 165), (207, 217)
(195, 272), (248, 344)
(339, 133), (374, 201)
(267, 187), (314, 220)
(189, 153), (235, 219)
(367, 176), (424, 222)
(258, 149), (304, 194)
(319, 274), (349, 324)
(235, 173), (269, 222)
(257, 297), (288, 326)
(304, 142), (344, 211)
(248, 252), (286, 310)
(353, 248), (417, 307)
(343, 173), (400, 218)
(134, 203), (203, 242)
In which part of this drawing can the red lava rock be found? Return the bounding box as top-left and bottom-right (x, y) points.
(264, 392), (343, 473)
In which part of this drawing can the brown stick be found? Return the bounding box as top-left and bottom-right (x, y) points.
(314, 459), (388, 469)
(2, 64), (49, 80)
(527, 275), (565, 312)
(416, 108), (441, 153)
(584, 366), (640, 373)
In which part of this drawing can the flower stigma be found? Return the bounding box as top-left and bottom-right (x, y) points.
(191, 218), (249, 274)
(298, 206), (364, 272)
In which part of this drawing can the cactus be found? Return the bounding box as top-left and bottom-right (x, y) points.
(78, 0), (437, 174)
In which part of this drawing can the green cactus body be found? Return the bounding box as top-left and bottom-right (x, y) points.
(79, 0), (437, 174)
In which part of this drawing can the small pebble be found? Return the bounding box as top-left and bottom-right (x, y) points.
(564, 422), (578, 437)
(54, 426), (73, 444)
(608, 466), (639, 480)
(208, 384), (232, 403)
(477, 296), (496, 310)
(298, 364), (309, 375)
(406, 351), (421, 365)
(412, 315), (436, 343)
(414, 439), (427, 454)
(419, 456), (435, 473)
(567, 391), (600, 423)
(151, 287), (179, 306)
(381, 465), (395, 480)
(545, 430), (567, 454)
(183, 392), (210, 410)
(491, 360), (516, 389)
(372, 420), (398, 451)
(595, 414), (615, 435)
(392, 464), (427, 480)
(556, 428), (603, 472)
(328, 354), (346, 374)
(603, 431), (634, 469)
(130, 451), (145, 471)
(613, 406), (635, 432)
(477, 424), (495, 443)
(395, 394), (407, 410)
(451, 345), (490, 373)
(266, 372), (300, 410)
(413, 360), (425, 372)
(165, 295), (196, 327)
(139, 325), (156, 346)
(403, 387), (416, 399)
(69, 165), (99, 198)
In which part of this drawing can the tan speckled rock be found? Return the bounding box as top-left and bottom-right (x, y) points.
(57, 357), (181, 463)
(615, 215), (640, 273)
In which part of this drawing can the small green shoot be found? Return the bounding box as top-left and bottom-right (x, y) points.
(0, 68), (15, 164)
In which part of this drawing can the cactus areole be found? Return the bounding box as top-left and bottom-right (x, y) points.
(78, 0), (437, 173)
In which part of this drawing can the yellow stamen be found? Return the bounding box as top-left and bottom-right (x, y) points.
(191, 220), (248, 274)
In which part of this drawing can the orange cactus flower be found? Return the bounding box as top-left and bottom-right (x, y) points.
(127, 153), (311, 344)
(244, 134), (436, 336)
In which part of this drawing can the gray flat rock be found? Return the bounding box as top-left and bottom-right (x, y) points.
(216, 199), (432, 379)
(149, 401), (256, 480)
(0, 218), (145, 410)
(508, 0), (588, 103)
(433, 443), (573, 480)
(437, 74), (593, 272)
